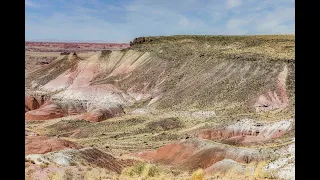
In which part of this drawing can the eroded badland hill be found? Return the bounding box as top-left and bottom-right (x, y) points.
(25, 35), (295, 180)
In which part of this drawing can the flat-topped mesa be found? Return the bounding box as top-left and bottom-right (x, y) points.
(26, 35), (294, 121)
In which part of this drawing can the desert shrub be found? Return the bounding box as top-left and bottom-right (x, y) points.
(47, 172), (63, 180)
(78, 166), (83, 171)
(25, 175), (34, 180)
(254, 161), (278, 179)
(122, 163), (160, 178)
(141, 164), (159, 178)
(63, 169), (74, 180)
(26, 169), (35, 176)
(82, 168), (111, 180)
(40, 163), (48, 169)
(69, 161), (77, 166)
(25, 163), (30, 168)
(25, 158), (35, 164)
(191, 169), (205, 180)
(146, 165), (159, 177)
(254, 161), (267, 177)
(259, 170), (277, 179)
(124, 163), (145, 177)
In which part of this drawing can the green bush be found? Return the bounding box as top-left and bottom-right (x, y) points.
(122, 163), (160, 178)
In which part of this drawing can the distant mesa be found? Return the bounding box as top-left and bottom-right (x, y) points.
(25, 41), (130, 53)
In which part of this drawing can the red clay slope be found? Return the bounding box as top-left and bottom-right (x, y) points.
(25, 100), (125, 122)
(25, 95), (49, 112)
(25, 136), (83, 155)
(134, 138), (269, 171)
(25, 101), (66, 121)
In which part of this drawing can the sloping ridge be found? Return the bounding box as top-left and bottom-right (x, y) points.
(25, 147), (136, 173)
(25, 136), (83, 155)
(25, 35), (295, 121)
(134, 138), (273, 171)
(25, 53), (82, 91)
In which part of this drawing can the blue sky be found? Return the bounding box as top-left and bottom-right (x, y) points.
(26, 0), (295, 42)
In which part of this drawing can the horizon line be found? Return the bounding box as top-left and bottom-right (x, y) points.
(25, 40), (130, 44)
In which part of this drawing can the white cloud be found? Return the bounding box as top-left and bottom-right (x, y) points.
(25, 0), (295, 41)
(177, 15), (206, 34)
(25, 12), (132, 42)
(225, 18), (251, 34)
(25, 0), (39, 8)
(226, 0), (242, 9)
(225, 5), (295, 35)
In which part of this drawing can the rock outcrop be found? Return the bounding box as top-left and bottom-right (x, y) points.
(130, 37), (154, 46)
